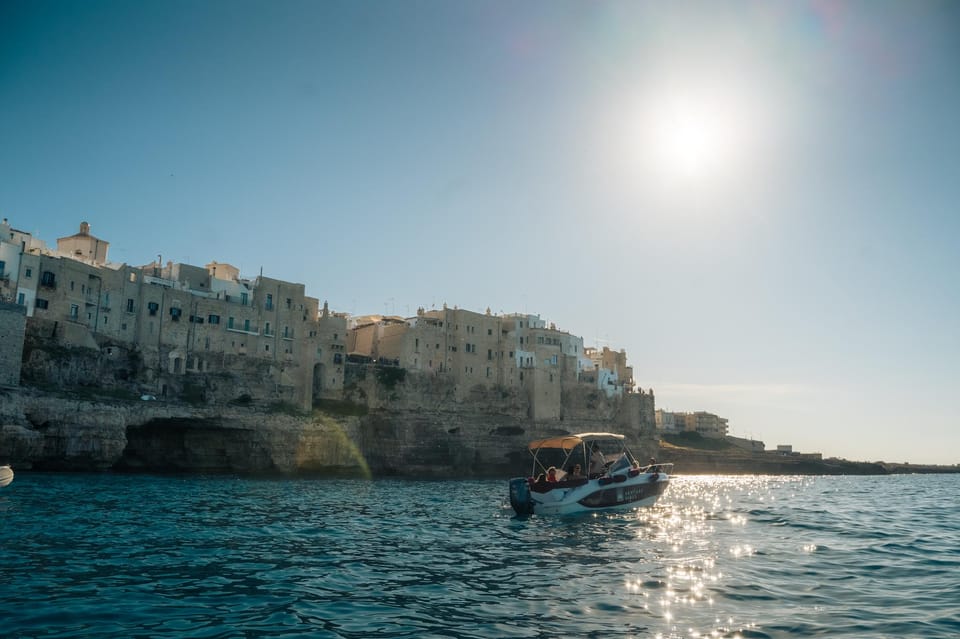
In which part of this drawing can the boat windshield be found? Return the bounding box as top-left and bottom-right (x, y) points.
(527, 433), (633, 478)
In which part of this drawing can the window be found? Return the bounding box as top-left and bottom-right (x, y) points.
(17, 293), (25, 305)
(189, 315), (204, 324)
(265, 294), (273, 310)
(126, 299), (135, 313)
(70, 281), (75, 291)
(488, 349), (493, 360)
(264, 322), (272, 336)
(0, 260), (5, 277)
(40, 271), (56, 287)
(169, 307), (182, 321)
(241, 292), (248, 306)
(70, 304), (79, 320)
(35, 298), (49, 309)
(283, 326), (291, 338)
(129, 272), (137, 283)
(24, 268), (32, 278)
(265, 344), (270, 352)
(208, 314), (220, 325)
(286, 298), (292, 309)
(148, 302), (159, 316)
(243, 318), (250, 332)
(228, 317), (235, 329)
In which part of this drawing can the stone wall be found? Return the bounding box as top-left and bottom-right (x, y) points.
(0, 371), (660, 477)
(0, 302), (26, 387)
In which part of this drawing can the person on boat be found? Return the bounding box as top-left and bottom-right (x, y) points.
(648, 457), (661, 473)
(589, 443), (606, 476)
(546, 466), (559, 482)
(568, 463), (584, 478)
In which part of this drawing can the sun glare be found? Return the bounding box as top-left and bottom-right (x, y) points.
(655, 103), (728, 177)
(634, 88), (753, 185)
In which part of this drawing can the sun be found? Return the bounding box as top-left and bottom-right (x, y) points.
(636, 89), (749, 184)
(655, 103), (728, 177)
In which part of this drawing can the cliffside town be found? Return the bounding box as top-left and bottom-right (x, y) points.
(0, 218), (659, 475)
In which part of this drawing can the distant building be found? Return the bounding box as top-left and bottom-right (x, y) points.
(3, 217), (333, 408)
(655, 409), (680, 433)
(342, 305), (641, 419)
(3, 217), (650, 417)
(56, 221), (109, 265)
(655, 409), (729, 438)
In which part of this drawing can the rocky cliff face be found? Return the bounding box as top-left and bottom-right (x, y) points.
(0, 373), (660, 477)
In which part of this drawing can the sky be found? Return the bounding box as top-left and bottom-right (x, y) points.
(2, 0), (958, 464)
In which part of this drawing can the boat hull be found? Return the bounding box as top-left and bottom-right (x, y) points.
(0, 465), (13, 488)
(510, 472), (669, 516)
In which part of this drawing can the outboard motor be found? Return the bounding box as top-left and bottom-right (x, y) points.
(509, 477), (534, 515)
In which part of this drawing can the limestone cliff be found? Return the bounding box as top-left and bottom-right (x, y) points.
(0, 373), (660, 477)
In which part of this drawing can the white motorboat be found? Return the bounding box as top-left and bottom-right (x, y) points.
(0, 465), (13, 488)
(508, 432), (671, 516)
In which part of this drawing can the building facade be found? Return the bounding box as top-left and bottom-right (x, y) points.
(4, 218), (334, 408)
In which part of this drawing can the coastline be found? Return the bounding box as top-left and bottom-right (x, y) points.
(658, 441), (960, 475)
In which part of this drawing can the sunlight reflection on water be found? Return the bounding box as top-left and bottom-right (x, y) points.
(2, 473), (959, 638)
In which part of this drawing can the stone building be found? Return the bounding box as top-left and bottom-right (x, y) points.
(0, 217), (47, 305)
(5, 218), (333, 408)
(314, 301), (347, 399)
(342, 305), (640, 421)
(56, 221), (109, 265)
(584, 346), (634, 397)
(657, 409), (730, 438)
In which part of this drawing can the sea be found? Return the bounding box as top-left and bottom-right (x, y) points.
(1, 472), (958, 639)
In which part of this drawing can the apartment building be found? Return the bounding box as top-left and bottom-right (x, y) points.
(656, 409), (730, 438)
(583, 346), (634, 397)
(342, 305), (637, 419)
(3, 218), (337, 407)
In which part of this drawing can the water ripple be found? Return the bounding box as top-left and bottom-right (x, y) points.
(1, 473), (958, 638)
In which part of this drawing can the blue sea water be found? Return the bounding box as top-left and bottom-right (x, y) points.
(1, 473), (958, 638)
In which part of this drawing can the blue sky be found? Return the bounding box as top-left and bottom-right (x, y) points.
(2, 1), (958, 464)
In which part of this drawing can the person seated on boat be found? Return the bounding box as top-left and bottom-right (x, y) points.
(546, 466), (559, 483)
(589, 443), (606, 477)
(567, 463), (584, 479)
(608, 453), (632, 475)
(647, 457), (661, 473)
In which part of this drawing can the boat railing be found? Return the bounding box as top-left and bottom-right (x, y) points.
(643, 462), (674, 474)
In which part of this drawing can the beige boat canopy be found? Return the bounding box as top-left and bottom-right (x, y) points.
(527, 432), (625, 451)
